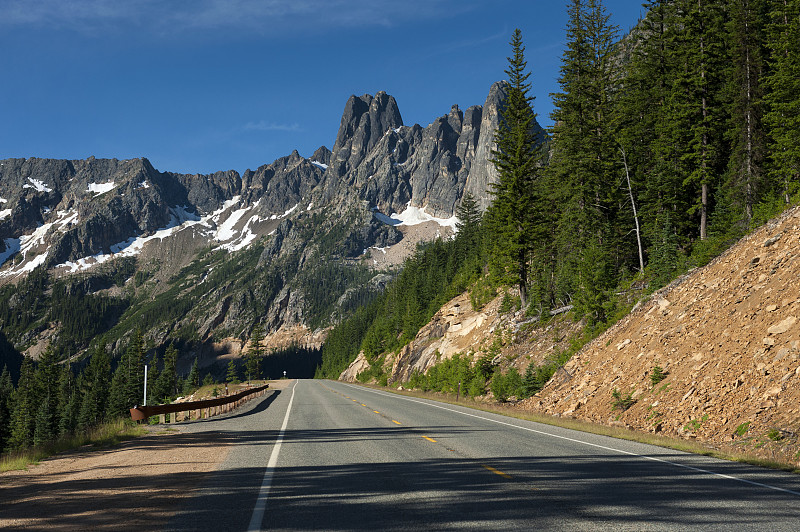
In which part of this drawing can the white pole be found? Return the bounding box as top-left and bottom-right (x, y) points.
(144, 364), (148, 406)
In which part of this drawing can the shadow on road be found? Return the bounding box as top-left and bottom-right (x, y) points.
(5, 410), (800, 531)
(174, 389), (282, 427)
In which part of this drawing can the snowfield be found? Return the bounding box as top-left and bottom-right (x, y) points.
(87, 182), (117, 195)
(372, 202), (459, 231)
(23, 178), (52, 193)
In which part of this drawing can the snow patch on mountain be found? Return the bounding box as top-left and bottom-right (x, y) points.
(270, 203), (298, 220)
(87, 182), (117, 195)
(372, 203), (459, 231)
(0, 209), (84, 275)
(215, 205), (249, 242)
(23, 178), (52, 193)
(48, 196), (278, 273)
(220, 213), (263, 252)
(0, 209), (11, 220)
(0, 238), (20, 268)
(0, 197), (7, 203)
(56, 206), (201, 273)
(310, 161), (328, 170)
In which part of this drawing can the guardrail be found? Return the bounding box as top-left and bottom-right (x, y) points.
(129, 383), (270, 423)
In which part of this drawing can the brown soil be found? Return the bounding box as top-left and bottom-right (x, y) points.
(521, 206), (800, 467)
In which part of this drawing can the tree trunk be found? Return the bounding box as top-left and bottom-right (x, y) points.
(620, 147), (645, 273)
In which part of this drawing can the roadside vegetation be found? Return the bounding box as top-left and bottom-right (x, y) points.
(318, 0), (800, 398)
(0, 418), (146, 473)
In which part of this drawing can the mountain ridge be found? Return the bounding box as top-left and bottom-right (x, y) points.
(0, 81), (544, 372)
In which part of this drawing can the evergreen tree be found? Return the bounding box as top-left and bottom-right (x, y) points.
(184, 357), (199, 394)
(33, 346), (60, 446)
(9, 358), (36, 449)
(57, 364), (80, 437)
(0, 365), (14, 452)
(106, 356), (127, 419)
(106, 332), (145, 418)
(455, 191), (483, 257)
(764, 0), (800, 203)
(724, 0), (768, 227)
(547, 0), (621, 322)
(676, 0), (730, 241)
(80, 341), (111, 429)
(226, 359), (240, 384)
(123, 330), (146, 409)
(153, 344), (178, 403)
(486, 28), (544, 309)
(245, 325), (264, 382)
(147, 360), (159, 404)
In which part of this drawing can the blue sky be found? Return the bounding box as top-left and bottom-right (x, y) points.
(0, 1), (646, 175)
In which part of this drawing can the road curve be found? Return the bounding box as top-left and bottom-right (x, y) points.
(167, 379), (800, 531)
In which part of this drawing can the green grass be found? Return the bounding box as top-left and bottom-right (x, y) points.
(0, 419), (147, 472)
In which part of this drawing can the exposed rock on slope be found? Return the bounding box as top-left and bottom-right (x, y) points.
(523, 207), (800, 463)
(340, 291), (581, 384)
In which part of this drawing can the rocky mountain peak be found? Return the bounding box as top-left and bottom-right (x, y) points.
(330, 91), (404, 178)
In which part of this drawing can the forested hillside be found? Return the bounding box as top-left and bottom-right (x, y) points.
(322, 0), (800, 386)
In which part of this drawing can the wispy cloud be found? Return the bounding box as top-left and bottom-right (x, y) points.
(243, 121), (302, 133)
(432, 28), (509, 56)
(0, 0), (472, 35)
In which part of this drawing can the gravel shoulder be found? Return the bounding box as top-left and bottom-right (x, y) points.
(0, 381), (293, 531)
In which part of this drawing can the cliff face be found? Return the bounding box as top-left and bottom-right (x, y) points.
(1, 81), (541, 282)
(321, 81), (533, 218)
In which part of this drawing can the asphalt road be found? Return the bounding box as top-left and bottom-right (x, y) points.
(167, 379), (800, 531)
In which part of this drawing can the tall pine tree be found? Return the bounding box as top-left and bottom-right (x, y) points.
(486, 28), (544, 309)
(723, 0), (768, 228)
(547, 0), (621, 322)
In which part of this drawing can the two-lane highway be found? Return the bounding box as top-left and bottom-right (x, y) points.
(167, 380), (800, 531)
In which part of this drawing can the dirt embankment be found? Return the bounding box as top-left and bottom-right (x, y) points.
(522, 207), (800, 465)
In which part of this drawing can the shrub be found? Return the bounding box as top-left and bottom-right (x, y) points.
(650, 365), (667, 386)
(735, 421), (750, 437)
(611, 388), (636, 411)
(491, 370), (510, 402)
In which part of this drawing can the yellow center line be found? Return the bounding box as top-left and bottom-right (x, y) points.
(391, 420), (401, 425)
(422, 436), (437, 443)
(361, 404), (367, 406)
(482, 465), (513, 479)
(373, 410), (381, 414)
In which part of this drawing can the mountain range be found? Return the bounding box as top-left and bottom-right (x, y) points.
(0, 81), (543, 374)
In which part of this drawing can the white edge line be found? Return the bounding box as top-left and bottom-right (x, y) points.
(340, 382), (800, 498)
(248, 380), (298, 532)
